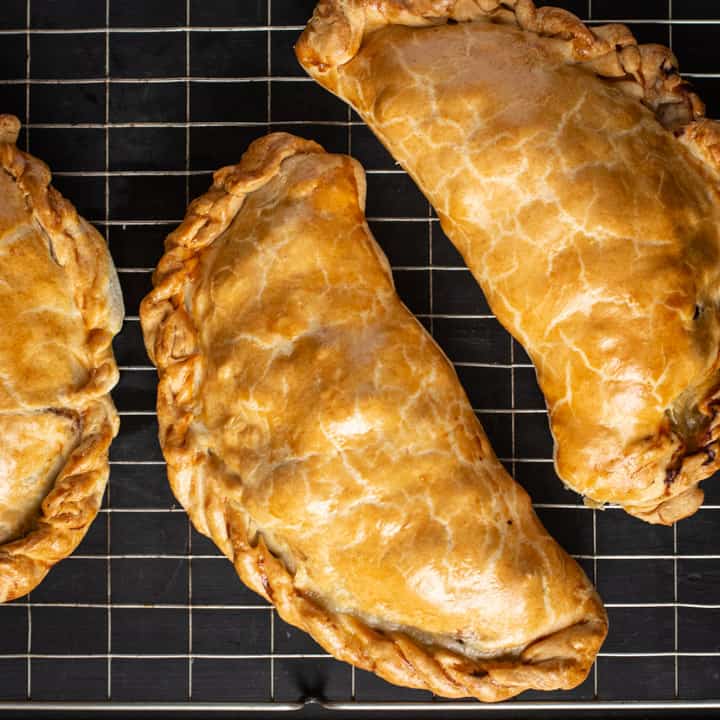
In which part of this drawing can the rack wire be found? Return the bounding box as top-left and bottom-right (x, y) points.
(2, 0), (720, 715)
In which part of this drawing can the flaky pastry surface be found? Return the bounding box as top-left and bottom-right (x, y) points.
(0, 115), (122, 601)
(296, 0), (720, 524)
(141, 132), (606, 701)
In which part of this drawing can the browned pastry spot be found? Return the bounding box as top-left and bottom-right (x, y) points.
(141, 132), (606, 702)
(0, 115), (122, 601)
(296, 0), (720, 524)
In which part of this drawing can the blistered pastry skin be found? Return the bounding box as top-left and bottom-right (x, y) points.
(0, 115), (122, 601)
(141, 132), (606, 701)
(296, 0), (720, 524)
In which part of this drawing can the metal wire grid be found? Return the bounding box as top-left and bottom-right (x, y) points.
(2, 0), (720, 713)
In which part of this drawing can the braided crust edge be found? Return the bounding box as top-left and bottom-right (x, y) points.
(295, 0), (720, 525)
(295, 0), (716, 144)
(0, 115), (122, 601)
(140, 132), (607, 702)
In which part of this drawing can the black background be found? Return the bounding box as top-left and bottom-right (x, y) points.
(1, 0), (720, 713)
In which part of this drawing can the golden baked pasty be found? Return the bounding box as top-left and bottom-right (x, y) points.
(141, 132), (606, 701)
(0, 115), (123, 601)
(297, 0), (720, 524)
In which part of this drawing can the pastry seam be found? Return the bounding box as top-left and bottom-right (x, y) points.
(295, 0), (716, 151)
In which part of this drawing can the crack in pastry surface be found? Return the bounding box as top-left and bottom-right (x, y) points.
(296, 0), (720, 524)
(141, 132), (606, 701)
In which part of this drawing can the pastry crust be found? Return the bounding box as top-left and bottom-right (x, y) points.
(0, 115), (122, 601)
(296, 0), (720, 524)
(141, 132), (606, 701)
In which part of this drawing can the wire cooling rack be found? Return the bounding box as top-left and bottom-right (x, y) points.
(2, 0), (720, 717)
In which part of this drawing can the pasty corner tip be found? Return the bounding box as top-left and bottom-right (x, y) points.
(626, 483), (705, 525)
(0, 114), (20, 145)
(212, 132), (326, 194)
(503, 613), (607, 692)
(295, 0), (367, 73)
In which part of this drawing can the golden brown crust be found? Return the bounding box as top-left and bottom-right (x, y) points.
(296, 1), (720, 525)
(141, 132), (606, 701)
(297, 0), (720, 173)
(0, 115), (122, 601)
(296, 0), (710, 134)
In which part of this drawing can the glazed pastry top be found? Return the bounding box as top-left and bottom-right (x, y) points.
(141, 132), (606, 701)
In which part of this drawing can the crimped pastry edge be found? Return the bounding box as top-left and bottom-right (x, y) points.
(0, 115), (122, 602)
(295, 0), (712, 138)
(140, 131), (607, 702)
(295, 0), (720, 525)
